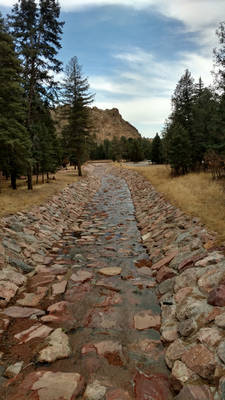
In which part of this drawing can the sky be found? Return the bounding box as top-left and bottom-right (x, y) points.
(0, 0), (225, 138)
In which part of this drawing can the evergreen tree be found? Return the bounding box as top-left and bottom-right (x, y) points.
(167, 123), (192, 175)
(0, 14), (31, 189)
(214, 22), (225, 93)
(151, 133), (162, 163)
(62, 56), (94, 176)
(8, 0), (64, 188)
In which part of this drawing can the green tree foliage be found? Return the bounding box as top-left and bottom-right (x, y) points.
(62, 56), (94, 176)
(214, 22), (225, 93)
(151, 133), (162, 163)
(0, 14), (31, 189)
(8, 0), (64, 188)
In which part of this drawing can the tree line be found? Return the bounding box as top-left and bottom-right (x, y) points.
(0, 0), (95, 189)
(156, 23), (225, 176)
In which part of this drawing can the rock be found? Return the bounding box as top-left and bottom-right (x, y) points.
(174, 287), (193, 304)
(174, 269), (201, 292)
(178, 318), (197, 337)
(71, 270), (93, 283)
(208, 285), (225, 306)
(47, 301), (69, 313)
(134, 371), (173, 400)
(198, 327), (223, 347)
(0, 281), (18, 306)
(94, 340), (124, 365)
(17, 287), (47, 307)
(182, 344), (216, 379)
(151, 251), (178, 271)
(161, 321), (178, 342)
(52, 280), (67, 296)
(134, 310), (161, 330)
(175, 384), (214, 400)
(156, 266), (176, 283)
(3, 306), (44, 318)
(98, 267), (122, 276)
(31, 371), (84, 400)
(219, 377), (225, 399)
(199, 267), (225, 294)
(165, 339), (187, 369)
(158, 278), (175, 295)
(3, 239), (21, 253)
(84, 380), (107, 400)
(15, 323), (53, 343)
(106, 389), (131, 400)
(175, 232), (191, 246)
(142, 232), (151, 241)
(172, 360), (198, 384)
(4, 361), (24, 378)
(38, 328), (71, 363)
(8, 257), (33, 273)
(215, 313), (225, 328)
(195, 252), (224, 267)
(0, 267), (26, 286)
(217, 341), (225, 364)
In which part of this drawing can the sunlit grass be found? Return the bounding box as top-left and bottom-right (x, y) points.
(0, 167), (80, 218)
(125, 164), (225, 245)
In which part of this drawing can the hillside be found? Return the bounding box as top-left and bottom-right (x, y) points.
(52, 106), (141, 143)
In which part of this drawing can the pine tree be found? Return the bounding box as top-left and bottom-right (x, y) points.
(214, 22), (225, 93)
(0, 14), (31, 189)
(8, 0), (64, 188)
(62, 56), (94, 176)
(151, 133), (162, 163)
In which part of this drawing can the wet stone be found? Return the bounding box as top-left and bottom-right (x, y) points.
(134, 310), (161, 330)
(84, 380), (107, 400)
(38, 328), (71, 363)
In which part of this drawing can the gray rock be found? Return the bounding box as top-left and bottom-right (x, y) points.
(218, 341), (225, 364)
(158, 278), (175, 295)
(8, 257), (34, 273)
(178, 318), (197, 337)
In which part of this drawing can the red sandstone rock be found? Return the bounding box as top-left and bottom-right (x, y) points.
(151, 251), (178, 271)
(106, 388), (131, 400)
(134, 372), (173, 400)
(208, 285), (225, 306)
(134, 310), (161, 330)
(156, 266), (176, 283)
(182, 344), (216, 379)
(175, 384), (214, 400)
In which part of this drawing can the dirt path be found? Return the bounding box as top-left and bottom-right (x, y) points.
(0, 165), (172, 400)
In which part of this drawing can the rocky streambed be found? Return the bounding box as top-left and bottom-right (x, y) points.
(0, 164), (224, 399)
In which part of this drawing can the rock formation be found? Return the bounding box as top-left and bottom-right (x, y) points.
(52, 106), (141, 143)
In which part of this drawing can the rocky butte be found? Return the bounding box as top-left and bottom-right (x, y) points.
(52, 106), (141, 143)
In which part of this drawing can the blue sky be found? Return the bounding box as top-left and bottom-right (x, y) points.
(1, 0), (225, 138)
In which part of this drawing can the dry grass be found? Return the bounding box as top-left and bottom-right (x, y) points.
(0, 167), (80, 218)
(125, 164), (225, 245)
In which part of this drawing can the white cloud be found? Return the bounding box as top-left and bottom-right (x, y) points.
(90, 47), (214, 137)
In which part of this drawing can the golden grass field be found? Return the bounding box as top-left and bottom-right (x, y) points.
(0, 167), (79, 218)
(125, 164), (225, 245)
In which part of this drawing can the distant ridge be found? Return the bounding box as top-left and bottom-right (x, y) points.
(52, 106), (141, 143)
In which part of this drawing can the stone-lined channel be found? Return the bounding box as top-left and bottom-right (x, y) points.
(1, 166), (172, 399)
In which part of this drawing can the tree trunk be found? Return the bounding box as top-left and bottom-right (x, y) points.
(27, 165), (33, 190)
(47, 172), (49, 182)
(42, 172), (45, 184)
(11, 171), (17, 190)
(77, 162), (82, 177)
(36, 163), (39, 184)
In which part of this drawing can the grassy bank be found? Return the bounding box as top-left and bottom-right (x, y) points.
(0, 167), (79, 218)
(125, 164), (225, 245)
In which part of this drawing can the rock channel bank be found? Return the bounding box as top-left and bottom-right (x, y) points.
(117, 166), (225, 399)
(0, 164), (224, 399)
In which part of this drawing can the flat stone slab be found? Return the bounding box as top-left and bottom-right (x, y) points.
(0, 281), (18, 306)
(134, 310), (161, 330)
(38, 328), (71, 363)
(15, 323), (53, 343)
(98, 267), (122, 277)
(2, 306), (44, 318)
(52, 280), (67, 296)
(10, 370), (84, 400)
(71, 270), (93, 283)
